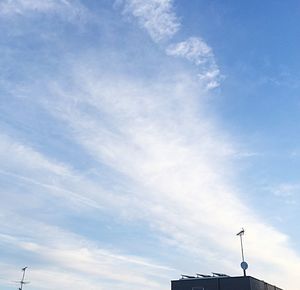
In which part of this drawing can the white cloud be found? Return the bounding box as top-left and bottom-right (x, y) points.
(166, 37), (213, 65)
(0, 217), (173, 290)
(117, 2), (219, 87)
(39, 63), (300, 289)
(166, 37), (221, 88)
(1, 2), (299, 289)
(273, 183), (299, 197)
(0, 131), (175, 289)
(0, 134), (99, 211)
(0, 134), (69, 176)
(267, 183), (300, 205)
(119, 0), (180, 42)
(0, 0), (88, 22)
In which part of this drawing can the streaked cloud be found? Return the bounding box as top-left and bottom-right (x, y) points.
(41, 62), (300, 288)
(0, 1), (299, 290)
(267, 183), (300, 205)
(0, 0), (88, 22)
(166, 37), (213, 65)
(273, 183), (299, 197)
(166, 37), (220, 88)
(0, 214), (173, 290)
(119, 0), (180, 42)
(117, 0), (219, 88)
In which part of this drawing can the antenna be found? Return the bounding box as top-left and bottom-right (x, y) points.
(15, 267), (30, 290)
(236, 228), (248, 276)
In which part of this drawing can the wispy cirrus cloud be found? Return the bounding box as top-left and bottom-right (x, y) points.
(39, 61), (300, 289)
(266, 183), (300, 205)
(0, 132), (139, 214)
(0, 214), (173, 290)
(166, 37), (213, 65)
(1, 1), (299, 290)
(0, 120), (174, 290)
(117, 1), (220, 88)
(0, 0), (88, 22)
(166, 37), (221, 88)
(119, 0), (180, 42)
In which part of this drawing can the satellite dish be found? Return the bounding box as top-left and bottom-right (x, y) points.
(241, 261), (248, 270)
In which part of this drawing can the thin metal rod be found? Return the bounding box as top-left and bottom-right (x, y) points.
(237, 230), (247, 277)
(239, 234), (245, 262)
(19, 267), (27, 290)
(241, 236), (246, 276)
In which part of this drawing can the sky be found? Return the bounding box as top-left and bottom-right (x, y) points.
(1, 0), (300, 289)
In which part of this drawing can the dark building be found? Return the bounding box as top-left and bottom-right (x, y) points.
(171, 275), (283, 290)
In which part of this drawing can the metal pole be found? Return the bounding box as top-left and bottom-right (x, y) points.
(239, 234), (246, 276)
(21, 269), (25, 290)
(236, 229), (247, 277)
(19, 267), (28, 290)
(240, 234), (245, 262)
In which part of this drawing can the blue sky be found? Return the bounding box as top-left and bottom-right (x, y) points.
(1, 1), (300, 289)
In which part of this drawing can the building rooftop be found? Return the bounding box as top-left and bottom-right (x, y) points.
(171, 275), (283, 290)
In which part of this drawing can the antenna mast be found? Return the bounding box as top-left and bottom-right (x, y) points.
(18, 267), (29, 290)
(236, 228), (248, 276)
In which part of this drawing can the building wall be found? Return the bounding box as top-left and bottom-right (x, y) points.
(219, 276), (251, 290)
(171, 276), (283, 290)
(171, 276), (251, 290)
(250, 277), (283, 290)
